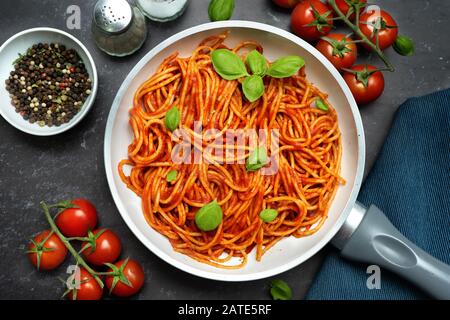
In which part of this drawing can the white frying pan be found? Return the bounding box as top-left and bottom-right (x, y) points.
(104, 21), (450, 298)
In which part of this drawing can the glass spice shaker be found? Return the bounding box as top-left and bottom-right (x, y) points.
(92, 0), (147, 57)
(136, 0), (189, 22)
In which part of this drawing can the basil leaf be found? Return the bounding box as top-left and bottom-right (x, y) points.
(259, 209), (278, 222)
(246, 50), (268, 76)
(242, 75), (265, 103)
(315, 98), (329, 111)
(165, 106), (180, 132)
(246, 146), (268, 172)
(166, 170), (178, 182)
(208, 0), (235, 22)
(195, 200), (223, 231)
(211, 49), (249, 80)
(267, 56), (305, 78)
(393, 35), (414, 56)
(270, 279), (292, 300)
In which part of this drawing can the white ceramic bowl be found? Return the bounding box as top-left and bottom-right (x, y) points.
(105, 21), (365, 281)
(0, 27), (98, 136)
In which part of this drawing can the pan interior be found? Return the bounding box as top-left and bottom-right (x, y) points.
(105, 22), (364, 281)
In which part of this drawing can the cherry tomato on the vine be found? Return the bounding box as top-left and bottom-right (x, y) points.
(343, 65), (385, 105)
(316, 33), (357, 70)
(81, 229), (122, 266)
(55, 198), (98, 237)
(271, 0), (299, 9)
(334, 0), (367, 20)
(291, 0), (334, 42)
(359, 9), (398, 50)
(66, 268), (103, 300)
(105, 259), (145, 297)
(27, 230), (67, 270)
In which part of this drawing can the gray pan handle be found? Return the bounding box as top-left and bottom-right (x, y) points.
(332, 202), (450, 299)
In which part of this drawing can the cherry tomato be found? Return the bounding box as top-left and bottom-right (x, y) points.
(316, 33), (357, 70)
(67, 268), (103, 300)
(343, 65), (385, 105)
(291, 0), (334, 42)
(272, 0), (300, 9)
(55, 198), (98, 237)
(359, 9), (398, 50)
(334, 0), (366, 20)
(105, 259), (145, 297)
(27, 230), (67, 270)
(81, 229), (122, 266)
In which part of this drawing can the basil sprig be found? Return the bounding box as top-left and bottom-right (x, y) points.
(267, 56), (305, 78)
(166, 170), (178, 182)
(246, 50), (268, 76)
(246, 146), (268, 172)
(242, 75), (264, 103)
(270, 279), (292, 300)
(211, 49), (249, 80)
(259, 209), (278, 222)
(195, 200), (223, 231)
(164, 106), (180, 132)
(211, 49), (305, 103)
(315, 98), (329, 111)
(208, 0), (235, 22)
(393, 35), (415, 56)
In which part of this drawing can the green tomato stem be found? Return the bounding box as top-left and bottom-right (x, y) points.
(40, 201), (104, 288)
(65, 236), (89, 241)
(94, 271), (115, 276)
(355, 3), (360, 28)
(328, 0), (395, 72)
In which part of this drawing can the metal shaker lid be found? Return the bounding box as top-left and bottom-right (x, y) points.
(93, 0), (133, 34)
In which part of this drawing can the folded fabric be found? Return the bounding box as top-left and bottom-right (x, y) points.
(306, 89), (450, 300)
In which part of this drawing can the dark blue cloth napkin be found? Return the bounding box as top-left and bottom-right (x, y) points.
(306, 89), (450, 300)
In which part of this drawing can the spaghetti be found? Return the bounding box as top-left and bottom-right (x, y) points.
(118, 33), (344, 268)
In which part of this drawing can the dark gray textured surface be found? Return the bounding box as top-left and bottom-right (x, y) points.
(0, 0), (449, 300)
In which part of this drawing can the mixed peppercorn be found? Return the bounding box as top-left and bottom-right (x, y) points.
(5, 43), (92, 127)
